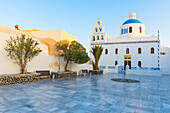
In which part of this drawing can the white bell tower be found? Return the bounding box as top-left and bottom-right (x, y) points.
(91, 18), (107, 43)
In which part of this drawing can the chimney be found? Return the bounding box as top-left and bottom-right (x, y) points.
(15, 25), (19, 30)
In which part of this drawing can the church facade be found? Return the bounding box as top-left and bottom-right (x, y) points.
(90, 13), (170, 76)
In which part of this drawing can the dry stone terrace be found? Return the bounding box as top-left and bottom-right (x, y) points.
(0, 73), (170, 113)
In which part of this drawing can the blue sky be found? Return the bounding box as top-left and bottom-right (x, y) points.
(0, 0), (170, 51)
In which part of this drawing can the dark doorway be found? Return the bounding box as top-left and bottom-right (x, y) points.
(124, 60), (131, 70)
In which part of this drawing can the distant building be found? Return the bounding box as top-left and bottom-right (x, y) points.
(90, 13), (170, 76)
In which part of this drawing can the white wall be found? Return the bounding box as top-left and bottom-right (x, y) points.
(161, 55), (170, 75)
(120, 23), (146, 37)
(0, 32), (56, 74)
(101, 66), (119, 74)
(0, 31), (90, 75)
(97, 42), (158, 68)
(126, 68), (162, 76)
(0, 32), (20, 74)
(68, 63), (92, 74)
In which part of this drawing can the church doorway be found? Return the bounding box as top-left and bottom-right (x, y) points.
(124, 60), (131, 70)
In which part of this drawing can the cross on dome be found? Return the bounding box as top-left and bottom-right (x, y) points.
(129, 12), (136, 19)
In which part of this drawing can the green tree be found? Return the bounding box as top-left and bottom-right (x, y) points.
(68, 41), (89, 64)
(56, 40), (89, 71)
(4, 34), (42, 74)
(90, 45), (103, 70)
(56, 40), (70, 71)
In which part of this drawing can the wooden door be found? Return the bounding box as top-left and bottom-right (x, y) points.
(124, 61), (127, 70)
(124, 60), (131, 70)
(128, 61), (131, 69)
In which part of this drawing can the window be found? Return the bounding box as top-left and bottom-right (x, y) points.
(115, 48), (118, 54)
(95, 28), (98, 32)
(138, 48), (141, 54)
(101, 35), (104, 40)
(98, 21), (100, 25)
(105, 49), (108, 54)
(126, 48), (129, 54)
(93, 36), (95, 41)
(138, 61), (141, 67)
(139, 27), (142, 33)
(115, 61), (118, 66)
(124, 28), (128, 34)
(97, 36), (99, 40)
(99, 28), (102, 32)
(129, 27), (132, 33)
(121, 29), (123, 34)
(151, 47), (154, 54)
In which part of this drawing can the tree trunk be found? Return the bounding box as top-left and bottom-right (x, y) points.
(65, 60), (69, 71)
(95, 59), (99, 70)
(20, 67), (25, 74)
(20, 64), (26, 74)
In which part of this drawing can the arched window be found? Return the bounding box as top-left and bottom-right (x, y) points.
(99, 28), (102, 32)
(151, 47), (154, 54)
(138, 61), (141, 67)
(98, 21), (100, 25)
(121, 29), (123, 34)
(115, 61), (118, 66)
(101, 35), (104, 40)
(129, 27), (132, 33)
(105, 49), (108, 54)
(139, 27), (142, 33)
(115, 48), (118, 54)
(97, 36), (99, 40)
(95, 28), (98, 33)
(138, 48), (141, 54)
(93, 36), (95, 41)
(126, 48), (129, 54)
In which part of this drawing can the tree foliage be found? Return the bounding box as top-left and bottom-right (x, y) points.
(56, 40), (89, 71)
(4, 34), (42, 74)
(68, 41), (89, 64)
(56, 40), (70, 59)
(90, 45), (103, 70)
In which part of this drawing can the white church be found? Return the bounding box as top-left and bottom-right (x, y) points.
(90, 12), (170, 76)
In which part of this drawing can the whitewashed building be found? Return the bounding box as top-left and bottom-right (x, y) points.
(90, 13), (170, 76)
(0, 26), (92, 74)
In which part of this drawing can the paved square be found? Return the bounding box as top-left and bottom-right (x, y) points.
(0, 73), (170, 113)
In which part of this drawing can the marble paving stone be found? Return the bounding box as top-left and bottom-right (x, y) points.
(135, 109), (153, 113)
(121, 107), (135, 113)
(0, 73), (169, 112)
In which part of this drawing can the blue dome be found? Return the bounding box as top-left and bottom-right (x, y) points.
(122, 19), (142, 25)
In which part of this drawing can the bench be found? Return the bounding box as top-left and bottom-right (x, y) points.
(36, 70), (51, 79)
(79, 69), (89, 76)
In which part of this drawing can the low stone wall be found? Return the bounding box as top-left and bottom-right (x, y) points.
(0, 73), (40, 86)
(89, 70), (103, 75)
(51, 71), (77, 79)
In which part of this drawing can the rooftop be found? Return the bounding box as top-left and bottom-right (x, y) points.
(122, 19), (142, 25)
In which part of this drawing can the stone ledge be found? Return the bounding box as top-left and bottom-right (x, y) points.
(51, 71), (77, 79)
(0, 73), (40, 86)
(89, 70), (103, 75)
